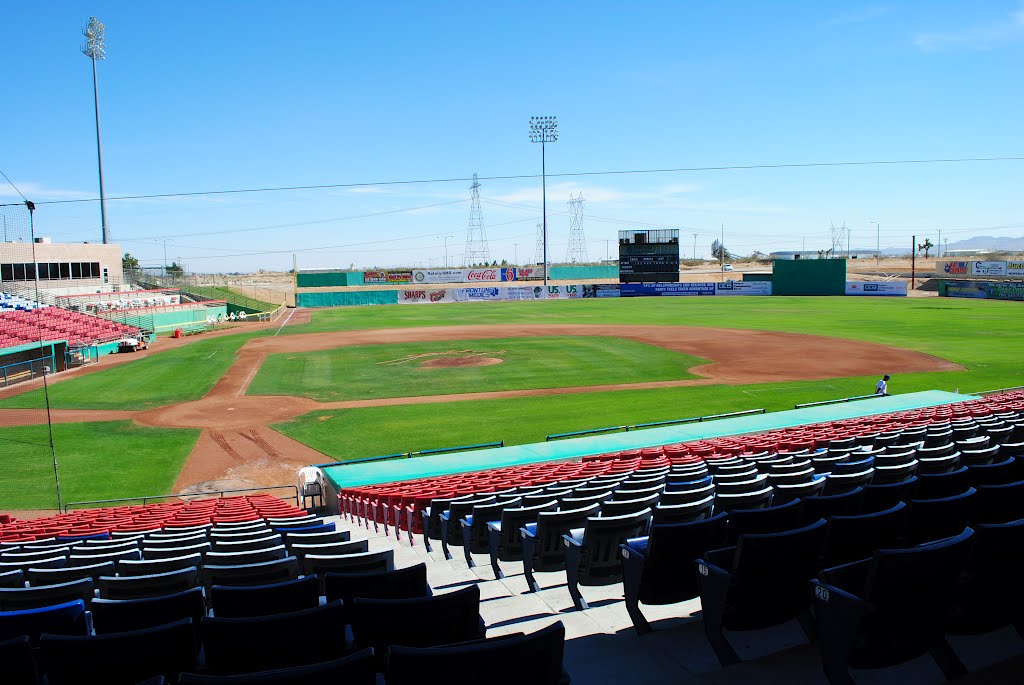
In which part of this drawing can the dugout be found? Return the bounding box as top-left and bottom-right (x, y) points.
(772, 259), (846, 296)
(0, 340), (66, 387)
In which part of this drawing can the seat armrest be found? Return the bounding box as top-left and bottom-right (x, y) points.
(562, 531), (584, 548)
(622, 536), (649, 557)
(486, 521), (502, 533)
(818, 557), (872, 592)
(460, 515), (473, 528)
(703, 545), (736, 569)
(439, 510), (451, 522)
(520, 523), (538, 538)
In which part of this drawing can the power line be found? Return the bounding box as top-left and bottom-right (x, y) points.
(9, 154), (1023, 207)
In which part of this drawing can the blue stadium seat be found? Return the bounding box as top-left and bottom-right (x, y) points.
(40, 617), (199, 685)
(0, 599), (88, 644)
(0, 635), (39, 685)
(0, 577), (95, 611)
(562, 508), (652, 610)
(349, 585), (484, 671)
(799, 487), (864, 523)
(178, 648), (376, 684)
(725, 498), (803, 545)
(91, 587), (205, 633)
(520, 503), (600, 593)
(947, 519), (1024, 638)
(902, 488), (976, 546)
(202, 601), (347, 674)
(973, 479), (1024, 524)
(486, 500), (559, 580)
(620, 512), (729, 634)
(324, 562), (430, 614)
(387, 621), (569, 685)
(820, 502), (906, 570)
(811, 528), (973, 685)
(210, 575), (319, 618)
(696, 518), (827, 665)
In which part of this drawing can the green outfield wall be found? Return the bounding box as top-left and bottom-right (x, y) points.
(772, 259), (846, 296)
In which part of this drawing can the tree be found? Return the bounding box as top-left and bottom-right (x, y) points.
(122, 253), (139, 270)
(918, 238), (934, 258)
(165, 261), (184, 276)
(711, 240), (731, 261)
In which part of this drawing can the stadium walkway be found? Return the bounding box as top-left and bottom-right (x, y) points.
(330, 513), (1023, 684)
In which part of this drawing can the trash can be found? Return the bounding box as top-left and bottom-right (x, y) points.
(173, 328), (183, 338)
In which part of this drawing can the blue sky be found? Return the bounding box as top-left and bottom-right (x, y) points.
(3, 2), (1023, 272)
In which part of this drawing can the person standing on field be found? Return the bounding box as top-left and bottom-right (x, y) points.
(875, 374), (890, 396)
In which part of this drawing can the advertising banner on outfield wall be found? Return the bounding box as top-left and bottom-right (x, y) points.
(363, 270), (412, 284)
(844, 281), (908, 296)
(582, 284), (621, 298)
(972, 261), (1008, 277)
(620, 282), (716, 297)
(397, 284), (586, 304)
(941, 261), (970, 276)
(944, 282), (989, 299)
(715, 281), (773, 296)
(411, 268), (505, 284)
(986, 282), (1024, 301)
(1007, 262), (1024, 276)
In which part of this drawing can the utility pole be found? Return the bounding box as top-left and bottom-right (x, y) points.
(911, 234), (916, 290)
(870, 221), (880, 264)
(720, 224), (725, 281)
(441, 235), (454, 268)
(848, 228), (852, 260)
(938, 229), (942, 258)
(693, 232), (698, 260)
(513, 243), (518, 266)
(464, 173), (491, 264)
(82, 17), (110, 244)
(565, 194), (588, 263)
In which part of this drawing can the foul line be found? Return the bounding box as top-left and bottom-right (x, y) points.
(274, 309), (298, 337)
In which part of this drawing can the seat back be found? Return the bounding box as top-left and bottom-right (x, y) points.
(41, 617), (198, 685)
(210, 575), (320, 618)
(726, 498), (803, 544)
(904, 488), (976, 546)
(495, 501), (559, 561)
(98, 567), (199, 600)
(830, 528), (974, 668)
(635, 512), (729, 606)
(0, 577), (94, 612)
(576, 509), (652, 585)
(0, 569), (23, 588)
(305, 549), (395, 582)
(974, 479), (1024, 524)
(387, 621), (566, 685)
(0, 599), (87, 643)
(201, 601), (347, 674)
(861, 476), (918, 513)
(950, 519), (1024, 634)
(282, 530), (351, 548)
(91, 587), (205, 634)
(724, 519), (828, 629)
(531, 504), (601, 571)
(118, 554), (203, 578)
(915, 466), (971, 500)
(599, 493), (659, 518)
(466, 498), (521, 553)
(350, 585), (481, 668)
(713, 486), (773, 513)
(324, 562), (429, 607)
(291, 540), (368, 561)
(652, 495), (715, 525)
(821, 502), (907, 569)
(204, 556), (300, 592)
(25, 560), (114, 587)
(444, 496), (496, 544)
(204, 545), (288, 567)
(800, 487), (864, 523)
(178, 649), (377, 685)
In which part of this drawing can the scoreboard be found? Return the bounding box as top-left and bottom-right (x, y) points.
(618, 229), (680, 283)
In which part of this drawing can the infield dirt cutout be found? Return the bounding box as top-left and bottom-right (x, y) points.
(4, 321), (961, 495)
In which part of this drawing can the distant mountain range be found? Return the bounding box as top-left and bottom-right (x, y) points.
(945, 236), (1024, 251)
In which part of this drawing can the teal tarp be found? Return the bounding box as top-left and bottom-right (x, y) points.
(297, 291), (397, 307)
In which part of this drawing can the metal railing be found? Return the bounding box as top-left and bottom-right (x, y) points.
(973, 385), (1024, 397)
(794, 394), (884, 409)
(318, 441), (505, 468)
(546, 408), (767, 441)
(63, 484), (300, 513)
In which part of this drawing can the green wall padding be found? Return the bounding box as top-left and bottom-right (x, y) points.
(296, 272), (364, 287)
(743, 273), (773, 282)
(549, 265), (619, 280)
(772, 259), (846, 296)
(298, 291), (397, 307)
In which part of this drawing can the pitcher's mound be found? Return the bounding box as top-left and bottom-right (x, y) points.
(422, 356), (503, 369)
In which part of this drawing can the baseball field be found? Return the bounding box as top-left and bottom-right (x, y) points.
(2, 295), (1022, 510)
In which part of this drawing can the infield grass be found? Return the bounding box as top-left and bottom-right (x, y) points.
(0, 421), (200, 509)
(248, 336), (705, 401)
(268, 296), (1024, 459)
(0, 333), (260, 411)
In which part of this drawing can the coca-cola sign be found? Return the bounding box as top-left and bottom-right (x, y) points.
(467, 269), (498, 281)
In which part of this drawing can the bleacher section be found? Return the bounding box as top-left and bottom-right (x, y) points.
(4, 394), (1024, 682)
(0, 303), (143, 351)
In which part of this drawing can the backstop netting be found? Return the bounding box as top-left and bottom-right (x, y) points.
(0, 201), (62, 512)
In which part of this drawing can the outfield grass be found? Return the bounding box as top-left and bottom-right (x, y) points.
(248, 336), (704, 401)
(0, 333), (260, 411)
(268, 296), (1024, 459)
(0, 421), (200, 509)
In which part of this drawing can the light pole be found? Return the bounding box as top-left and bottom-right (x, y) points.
(162, 239), (169, 275)
(82, 17), (110, 245)
(869, 221), (880, 264)
(529, 116), (558, 287)
(513, 243), (519, 266)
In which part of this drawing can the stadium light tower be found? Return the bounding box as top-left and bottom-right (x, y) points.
(82, 17), (111, 245)
(529, 116), (558, 286)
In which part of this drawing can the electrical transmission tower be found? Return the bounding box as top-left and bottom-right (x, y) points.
(534, 221), (544, 265)
(464, 173), (491, 265)
(565, 194), (588, 263)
